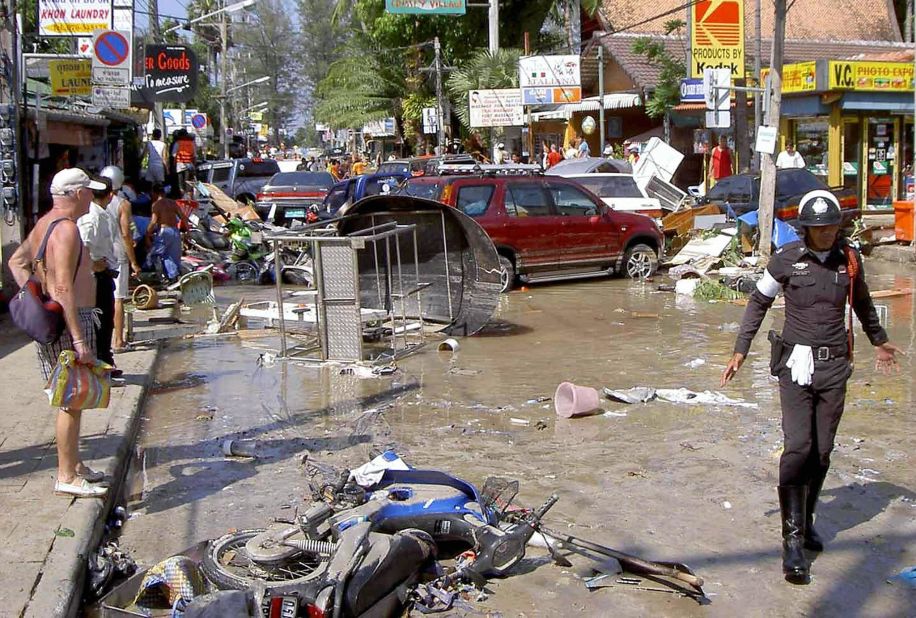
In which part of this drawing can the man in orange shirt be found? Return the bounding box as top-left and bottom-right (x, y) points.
(546, 144), (563, 168)
(708, 134), (734, 188)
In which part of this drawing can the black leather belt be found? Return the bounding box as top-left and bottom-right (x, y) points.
(813, 345), (848, 361)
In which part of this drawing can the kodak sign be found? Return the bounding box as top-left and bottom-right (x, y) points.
(690, 0), (745, 79)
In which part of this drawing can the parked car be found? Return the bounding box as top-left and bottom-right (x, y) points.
(565, 173), (665, 219)
(196, 158), (281, 204)
(255, 171), (336, 226)
(702, 168), (859, 227)
(402, 170), (664, 291)
(324, 171), (411, 217)
(545, 157), (632, 176)
(376, 156), (437, 177)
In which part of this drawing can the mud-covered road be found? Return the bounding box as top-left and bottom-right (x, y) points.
(114, 261), (915, 616)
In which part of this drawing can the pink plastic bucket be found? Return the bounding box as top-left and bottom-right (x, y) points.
(554, 382), (601, 418)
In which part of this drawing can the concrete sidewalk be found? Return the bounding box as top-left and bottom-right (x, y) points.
(0, 314), (158, 618)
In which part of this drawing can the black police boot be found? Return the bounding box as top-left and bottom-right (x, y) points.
(805, 472), (827, 552)
(778, 485), (810, 585)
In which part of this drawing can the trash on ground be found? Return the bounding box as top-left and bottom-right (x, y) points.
(888, 566), (916, 589)
(667, 229), (736, 266)
(603, 387), (657, 404)
(349, 450), (410, 487)
(87, 541), (137, 601)
(438, 338), (460, 352)
(603, 386), (755, 409)
(132, 555), (208, 610)
(510, 417), (531, 426)
(555, 382), (602, 418)
(222, 439), (261, 459)
(684, 358), (706, 369)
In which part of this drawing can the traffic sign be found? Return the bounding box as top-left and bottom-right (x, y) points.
(191, 113), (207, 130)
(703, 67), (731, 111)
(92, 30), (131, 87)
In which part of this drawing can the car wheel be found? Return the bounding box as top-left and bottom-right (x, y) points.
(498, 255), (515, 293)
(623, 243), (658, 280)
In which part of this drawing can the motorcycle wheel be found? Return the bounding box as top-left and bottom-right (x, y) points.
(230, 261), (259, 283)
(201, 529), (329, 591)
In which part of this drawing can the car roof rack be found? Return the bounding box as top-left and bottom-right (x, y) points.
(436, 163), (543, 176)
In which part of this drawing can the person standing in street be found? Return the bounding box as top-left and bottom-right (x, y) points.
(171, 129), (196, 195)
(9, 168), (109, 498)
(721, 190), (903, 585)
(576, 135), (591, 158)
(351, 155), (367, 176)
(144, 184), (187, 282)
(144, 129), (168, 184)
(776, 142), (806, 170)
(100, 166), (141, 354)
(77, 176), (118, 371)
(708, 134), (734, 188)
(547, 144), (563, 168)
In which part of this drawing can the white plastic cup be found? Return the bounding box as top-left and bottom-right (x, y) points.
(438, 338), (460, 352)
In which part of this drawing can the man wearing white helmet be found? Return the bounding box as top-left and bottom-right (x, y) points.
(99, 165), (141, 353)
(722, 190), (903, 585)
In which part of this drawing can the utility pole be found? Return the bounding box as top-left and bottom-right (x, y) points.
(488, 0), (498, 53)
(906, 0), (913, 42)
(597, 43), (605, 152)
(752, 0), (762, 172)
(150, 0), (165, 133)
(218, 9), (228, 157)
(735, 80), (749, 172)
(757, 0), (786, 260)
(434, 37), (445, 155)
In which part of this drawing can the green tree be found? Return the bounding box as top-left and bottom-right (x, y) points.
(631, 20), (687, 119)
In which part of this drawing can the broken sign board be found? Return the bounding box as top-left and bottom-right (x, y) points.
(667, 229), (736, 266)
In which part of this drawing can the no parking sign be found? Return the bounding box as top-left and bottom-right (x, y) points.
(91, 30), (131, 87)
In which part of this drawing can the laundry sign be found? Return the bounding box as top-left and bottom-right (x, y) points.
(131, 45), (199, 106)
(49, 59), (91, 96)
(38, 0), (112, 36)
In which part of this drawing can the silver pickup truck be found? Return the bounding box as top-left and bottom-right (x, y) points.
(195, 158), (281, 204)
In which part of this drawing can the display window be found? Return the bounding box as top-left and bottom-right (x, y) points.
(794, 120), (829, 182)
(865, 117), (897, 210)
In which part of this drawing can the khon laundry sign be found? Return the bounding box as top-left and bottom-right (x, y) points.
(131, 45), (198, 106)
(39, 0), (112, 36)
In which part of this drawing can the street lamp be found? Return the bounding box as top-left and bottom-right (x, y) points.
(227, 75), (269, 94)
(163, 0), (257, 34)
(239, 101), (269, 113)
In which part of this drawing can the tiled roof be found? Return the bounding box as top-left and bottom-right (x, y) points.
(583, 33), (914, 90)
(599, 0), (901, 42)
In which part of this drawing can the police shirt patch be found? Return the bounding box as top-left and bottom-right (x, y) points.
(793, 262), (807, 270)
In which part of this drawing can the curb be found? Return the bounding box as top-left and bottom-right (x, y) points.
(22, 346), (160, 618)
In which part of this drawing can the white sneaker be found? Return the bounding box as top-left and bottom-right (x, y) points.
(54, 477), (108, 498)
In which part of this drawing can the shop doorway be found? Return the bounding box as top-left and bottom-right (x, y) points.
(841, 119), (861, 194)
(864, 117), (897, 210)
(900, 120), (913, 200)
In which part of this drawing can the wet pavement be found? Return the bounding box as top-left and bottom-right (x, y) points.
(113, 261), (915, 616)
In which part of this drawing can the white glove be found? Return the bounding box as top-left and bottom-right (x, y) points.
(785, 344), (814, 386)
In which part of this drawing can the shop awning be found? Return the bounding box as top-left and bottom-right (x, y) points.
(840, 92), (914, 113)
(530, 93), (642, 121)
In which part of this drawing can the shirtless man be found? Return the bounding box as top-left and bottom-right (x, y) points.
(10, 168), (109, 498)
(144, 184), (188, 281)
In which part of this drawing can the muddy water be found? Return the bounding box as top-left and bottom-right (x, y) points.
(116, 263), (915, 617)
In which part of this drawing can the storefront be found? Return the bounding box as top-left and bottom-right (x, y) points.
(777, 59), (914, 212)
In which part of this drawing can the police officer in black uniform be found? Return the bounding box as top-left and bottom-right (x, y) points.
(721, 190), (903, 584)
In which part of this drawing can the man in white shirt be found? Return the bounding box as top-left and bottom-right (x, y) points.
(776, 142), (806, 169)
(77, 176), (119, 367)
(145, 129), (168, 183)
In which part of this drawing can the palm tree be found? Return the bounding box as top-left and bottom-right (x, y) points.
(446, 48), (522, 129)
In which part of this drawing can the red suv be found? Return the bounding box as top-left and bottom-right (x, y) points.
(403, 172), (664, 291)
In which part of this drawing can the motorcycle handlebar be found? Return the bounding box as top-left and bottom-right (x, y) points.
(533, 494), (559, 521)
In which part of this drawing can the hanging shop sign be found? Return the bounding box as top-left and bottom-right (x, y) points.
(385, 0), (465, 15)
(689, 0), (745, 79)
(38, 0), (112, 36)
(823, 60), (914, 92)
(91, 85), (130, 109)
(760, 62), (816, 94)
(131, 45), (199, 105)
(519, 55), (581, 104)
(49, 59), (91, 96)
(363, 118), (397, 137)
(469, 89), (524, 127)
